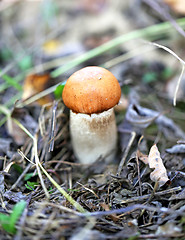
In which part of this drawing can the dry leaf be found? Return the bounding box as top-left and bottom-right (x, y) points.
(42, 40), (62, 56)
(166, 144), (185, 154)
(7, 118), (28, 145)
(164, 0), (185, 14)
(114, 94), (128, 112)
(156, 221), (181, 235)
(124, 104), (185, 140)
(22, 73), (54, 106)
(7, 108), (37, 145)
(137, 150), (148, 164)
(100, 202), (120, 222)
(148, 144), (169, 187)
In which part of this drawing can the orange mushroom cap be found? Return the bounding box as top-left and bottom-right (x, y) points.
(62, 66), (121, 114)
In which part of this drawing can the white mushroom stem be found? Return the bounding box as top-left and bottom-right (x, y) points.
(70, 108), (117, 164)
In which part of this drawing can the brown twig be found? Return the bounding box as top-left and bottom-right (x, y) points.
(118, 186), (182, 204)
(117, 131), (136, 176)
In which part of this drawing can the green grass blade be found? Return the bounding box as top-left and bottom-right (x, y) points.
(0, 200), (26, 234)
(9, 200), (26, 234)
(51, 17), (185, 78)
(0, 116), (7, 127)
(5, 92), (22, 107)
(16, 17), (185, 108)
(0, 70), (22, 91)
(0, 214), (11, 233)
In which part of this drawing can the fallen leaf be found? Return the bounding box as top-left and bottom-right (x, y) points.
(7, 108), (37, 145)
(156, 221), (181, 235)
(122, 104), (185, 140)
(148, 144), (169, 187)
(4, 190), (27, 203)
(42, 40), (62, 56)
(7, 119), (28, 145)
(164, 0), (185, 14)
(166, 144), (185, 154)
(100, 202), (120, 222)
(22, 73), (54, 106)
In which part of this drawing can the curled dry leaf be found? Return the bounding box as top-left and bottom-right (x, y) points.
(124, 104), (185, 140)
(148, 144), (169, 187)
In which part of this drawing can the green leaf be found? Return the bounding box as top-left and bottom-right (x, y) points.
(9, 200), (26, 234)
(142, 72), (157, 84)
(0, 116), (7, 128)
(24, 172), (36, 181)
(127, 235), (140, 240)
(18, 55), (32, 71)
(0, 48), (12, 61)
(0, 214), (10, 233)
(13, 164), (23, 174)
(122, 85), (130, 95)
(161, 67), (173, 79)
(25, 181), (38, 191)
(42, 0), (58, 22)
(54, 83), (65, 99)
(0, 200), (26, 234)
(49, 187), (54, 193)
(67, 188), (80, 192)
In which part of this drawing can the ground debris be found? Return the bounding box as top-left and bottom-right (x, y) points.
(166, 143), (185, 154)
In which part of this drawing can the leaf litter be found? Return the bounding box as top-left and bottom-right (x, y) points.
(0, 1), (185, 239)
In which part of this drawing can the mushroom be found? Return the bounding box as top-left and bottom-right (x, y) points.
(62, 66), (121, 164)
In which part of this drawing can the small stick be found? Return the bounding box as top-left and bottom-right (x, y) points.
(135, 149), (142, 196)
(119, 186), (182, 204)
(117, 131), (136, 176)
(49, 101), (58, 152)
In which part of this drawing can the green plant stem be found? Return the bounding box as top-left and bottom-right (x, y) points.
(0, 116), (7, 127)
(16, 121), (86, 212)
(5, 92), (23, 107)
(51, 17), (185, 78)
(0, 107), (86, 213)
(13, 118), (34, 140)
(0, 69), (22, 91)
(0, 74), (23, 93)
(16, 18), (185, 108)
(36, 152), (86, 213)
(16, 120), (86, 212)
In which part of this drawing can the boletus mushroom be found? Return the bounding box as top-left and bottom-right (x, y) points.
(62, 66), (121, 164)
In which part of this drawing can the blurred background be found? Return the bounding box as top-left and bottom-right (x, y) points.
(0, 0), (185, 134)
(1, 0), (185, 107)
